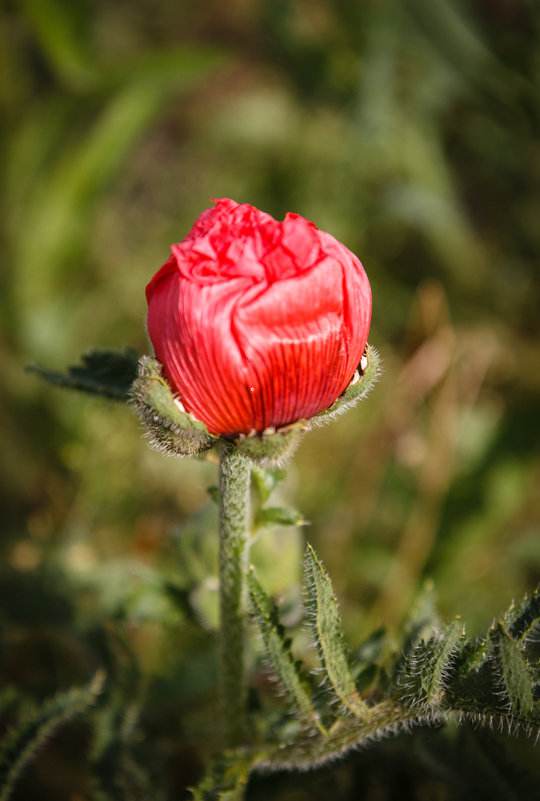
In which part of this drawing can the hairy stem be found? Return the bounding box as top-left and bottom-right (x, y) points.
(218, 442), (251, 746)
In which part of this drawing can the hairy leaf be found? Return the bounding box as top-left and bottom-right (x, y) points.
(250, 466), (286, 506)
(489, 622), (534, 715)
(421, 618), (466, 705)
(191, 751), (258, 801)
(27, 348), (139, 400)
(502, 588), (540, 643)
(0, 672), (105, 801)
(254, 700), (432, 771)
(304, 545), (368, 718)
(248, 570), (324, 734)
(255, 506), (305, 529)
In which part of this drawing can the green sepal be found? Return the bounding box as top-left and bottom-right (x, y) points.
(233, 421), (307, 468)
(307, 344), (381, 428)
(130, 356), (217, 458)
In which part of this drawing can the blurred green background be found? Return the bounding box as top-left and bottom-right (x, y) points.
(1, 0), (540, 798)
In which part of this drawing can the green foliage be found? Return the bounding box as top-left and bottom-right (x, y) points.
(397, 616), (466, 707)
(90, 632), (158, 801)
(488, 623), (534, 716)
(2, 0), (540, 798)
(304, 545), (369, 718)
(27, 348), (139, 400)
(254, 506), (305, 529)
(213, 547), (540, 789)
(0, 672), (105, 801)
(251, 466), (305, 530)
(248, 569), (324, 734)
(191, 751), (257, 801)
(250, 467), (286, 506)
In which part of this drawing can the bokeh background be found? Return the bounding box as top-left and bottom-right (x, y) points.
(1, 0), (540, 798)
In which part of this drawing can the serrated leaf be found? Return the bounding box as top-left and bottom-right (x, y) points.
(27, 348), (139, 400)
(420, 618), (465, 705)
(452, 636), (488, 678)
(255, 506), (305, 529)
(0, 672), (105, 801)
(489, 622), (534, 714)
(503, 587), (540, 643)
(304, 545), (368, 719)
(255, 699), (429, 772)
(248, 570), (324, 734)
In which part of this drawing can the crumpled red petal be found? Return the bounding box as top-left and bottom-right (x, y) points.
(146, 199), (371, 436)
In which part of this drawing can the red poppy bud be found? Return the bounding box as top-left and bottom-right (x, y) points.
(145, 198), (372, 437)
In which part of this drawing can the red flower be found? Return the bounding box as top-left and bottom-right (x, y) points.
(146, 198), (371, 437)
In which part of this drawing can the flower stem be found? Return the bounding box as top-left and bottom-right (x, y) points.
(218, 442), (251, 746)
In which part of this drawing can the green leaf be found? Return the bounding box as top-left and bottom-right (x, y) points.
(27, 348), (139, 400)
(191, 750), (258, 801)
(420, 617), (465, 705)
(250, 466), (286, 505)
(0, 671), (105, 801)
(248, 570), (325, 734)
(254, 699), (429, 771)
(502, 587), (540, 643)
(255, 506), (306, 529)
(488, 622), (534, 715)
(304, 545), (369, 719)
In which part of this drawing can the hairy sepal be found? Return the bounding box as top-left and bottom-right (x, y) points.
(233, 421), (307, 468)
(307, 344), (381, 429)
(130, 356), (217, 457)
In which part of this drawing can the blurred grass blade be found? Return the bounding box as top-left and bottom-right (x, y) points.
(13, 47), (226, 320)
(304, 545), (369, 718)
(27, 348), (139, 400)
(0, 671), (105, 801)
(248, 569), (325, 734)
(18, 0), (96, 88)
